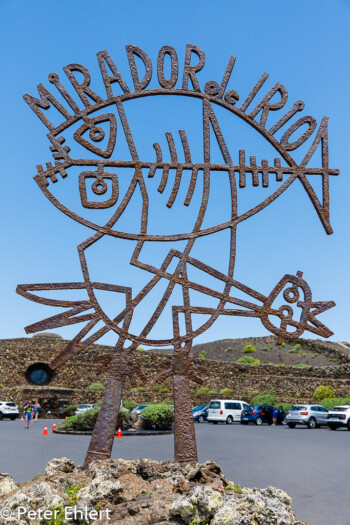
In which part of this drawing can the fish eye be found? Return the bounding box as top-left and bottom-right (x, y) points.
(73, 113), (117, 158)
(79, 168), (118, 209)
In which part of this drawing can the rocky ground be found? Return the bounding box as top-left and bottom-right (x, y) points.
(0, 457), (306, 524)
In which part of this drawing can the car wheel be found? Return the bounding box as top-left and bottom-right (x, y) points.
(329, 425), (337, 430)
(347, 420), (350, 431)
(198, 416), (204, 423)
(255, 417), (263, 426)
(226, 416), (233, 424)
(287, 423), (296, 428)
(308, 417), (316, 429)
(0, 413), (3, 421)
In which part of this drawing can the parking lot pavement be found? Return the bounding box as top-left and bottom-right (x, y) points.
(1, 419), (349, 525)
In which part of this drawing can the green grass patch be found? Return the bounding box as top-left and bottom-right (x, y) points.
(85, 382), (105, 391)
(236, 356), (260, 365)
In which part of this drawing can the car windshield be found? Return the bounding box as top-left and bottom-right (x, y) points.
(5, 403), (16, 407)
(209, 401), (220, 409)
(78, 405), (91, 409)
(193, 405), (206, 412)
(245, 406), (257, 411)
(290, 406), (306, 411)
(332, 406), (349, 412)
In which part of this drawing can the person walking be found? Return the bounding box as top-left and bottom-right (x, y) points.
(33, 401), (41, 422)
(23, 400), (33, 429)
(272, 407), (279, 426)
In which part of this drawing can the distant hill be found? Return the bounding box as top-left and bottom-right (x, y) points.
(149, 336), (350, 367)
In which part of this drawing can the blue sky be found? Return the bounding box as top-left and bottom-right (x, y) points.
(1, 0), (349, 347)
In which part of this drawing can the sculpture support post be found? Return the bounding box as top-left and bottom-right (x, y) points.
(173, 349), (198, 463)
(83, 374), (123, 468)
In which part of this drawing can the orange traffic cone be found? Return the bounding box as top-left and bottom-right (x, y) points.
(52, 422), (56, 431)
(21, 415), (24, 421)
(42, 425), (48, 436)
(115, 427), (123, 438)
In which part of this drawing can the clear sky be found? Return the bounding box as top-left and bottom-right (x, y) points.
(1, 0), (349, 347)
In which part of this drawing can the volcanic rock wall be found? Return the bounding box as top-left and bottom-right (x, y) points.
(0, 334), (349, 415)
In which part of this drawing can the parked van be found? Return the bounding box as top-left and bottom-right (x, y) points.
(207, 399), (249, 424)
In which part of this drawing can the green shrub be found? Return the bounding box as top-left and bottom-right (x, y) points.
(85, 382), (106, 391)
(122, 400), (138, 411)
(226, 347), (234, 352)
(199, 351), (207, 360)
(313, 385), (335, 401)
(208, 390), (218, 395)
(236, 356), (260, 366)
(147, 399), (173, 405)
(251, 389), (276, 406)
(219, 388), (233, 396)
(140, 403), (173, 430)
(261, 347), (269, 351)
(295, 363), (310, 368)
(242, 344), (256, 353)
(59, 407), (100, 431)
(60, 404), (78, 417)
(251, 394), (275, 405)
(154, 383), (170, 393)
(58, 406), (130, 431)
(294, 343), (301, 350)
(0, 384), (3, 388)
(288, 348), (298, 354)
(196, 387), (210, 395)
(225, 483), (242, 494)
(319, 397), (350, 410)
(130, 386), (146, 393)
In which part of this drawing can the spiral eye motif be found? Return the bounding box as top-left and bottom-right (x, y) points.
(73, 113), (117, 158)
(79, 167), (119, 209)
(89, 126), (105, 142)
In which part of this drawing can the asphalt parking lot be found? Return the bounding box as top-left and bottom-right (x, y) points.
(0, 419), (349, 525)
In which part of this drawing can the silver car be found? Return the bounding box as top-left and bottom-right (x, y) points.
(131, 405), (150, 416)
(285, 404), (329, 429)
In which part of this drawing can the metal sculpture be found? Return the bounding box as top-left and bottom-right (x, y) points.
(17, 44), (339, 466)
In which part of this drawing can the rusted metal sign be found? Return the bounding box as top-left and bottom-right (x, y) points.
(17, 44), (338, 466)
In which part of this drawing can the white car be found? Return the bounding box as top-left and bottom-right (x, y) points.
(75, 404), (95, 414)
(207, 399), (249, 424)
(0, 401), (19, 420)
(326, 405), (350, 430)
